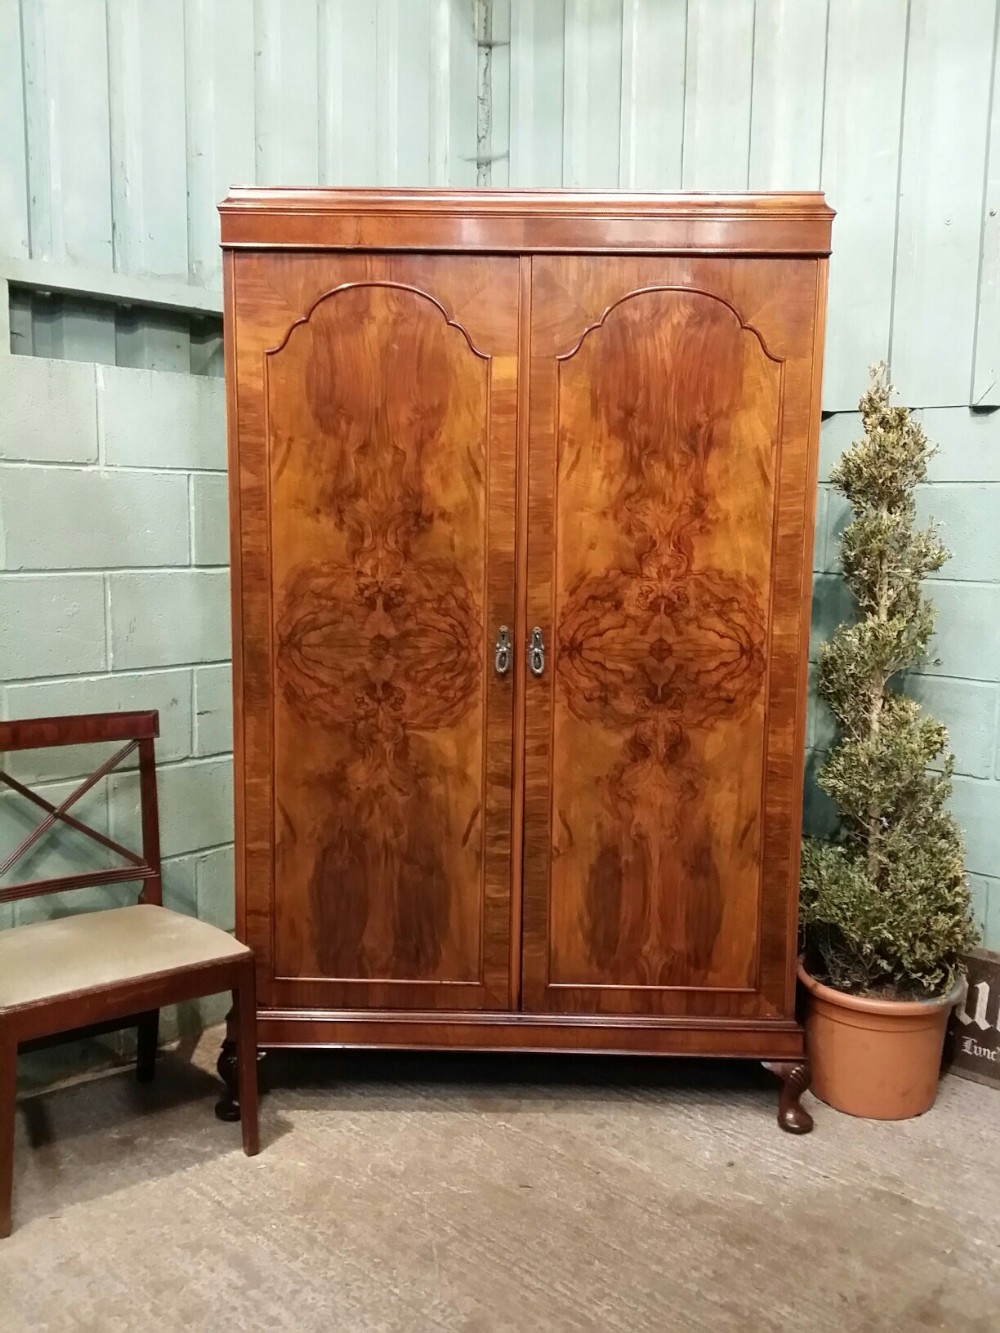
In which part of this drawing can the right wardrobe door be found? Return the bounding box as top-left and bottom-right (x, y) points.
(520, 254), (825, 1020)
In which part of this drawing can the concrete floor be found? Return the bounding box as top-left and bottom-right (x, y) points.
(2, 1027), (998, 1332)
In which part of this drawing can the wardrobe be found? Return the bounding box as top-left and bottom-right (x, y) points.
(219, 190), (832, 1132)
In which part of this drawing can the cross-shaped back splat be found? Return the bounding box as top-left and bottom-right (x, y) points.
(0, 711), (162, 908)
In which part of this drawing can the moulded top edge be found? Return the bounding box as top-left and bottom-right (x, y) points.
(219, 187), (835, 219)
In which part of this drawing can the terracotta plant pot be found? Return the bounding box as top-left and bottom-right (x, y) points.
(797, 961), (964, 1120)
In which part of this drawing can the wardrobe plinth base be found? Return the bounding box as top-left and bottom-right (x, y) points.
(254, 1008), (806, 1063)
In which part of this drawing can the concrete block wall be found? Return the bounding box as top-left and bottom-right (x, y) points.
(0, 352), (232, 1067)
(809, 407), (1000, 950)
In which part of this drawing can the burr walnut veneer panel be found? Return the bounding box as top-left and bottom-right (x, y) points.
(221, 191), (832, 1105)
(230, 253), (519, 1011)
(522, 256), (821, 1019)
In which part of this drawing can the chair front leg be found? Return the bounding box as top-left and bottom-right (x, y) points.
(0, 1026), (17, 1239)
(236, 967), (260, 1156)
(136, 1009), (159, 1084)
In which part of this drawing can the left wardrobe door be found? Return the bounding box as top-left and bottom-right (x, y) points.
(228, 253), (520, 1011)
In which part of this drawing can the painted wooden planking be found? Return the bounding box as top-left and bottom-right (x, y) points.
(562, 0), (624, 188)
(430, 0), (454, 187)
(23, 295), (114, 365)
(0, 0), (29, 258)
(318, 0), (378, 186)
(820, 0), (907, 412)
(378, 0), (421, 185)
(618, 0), (685, 189)
(681, 0), (755, 190)
(315, 0), (341, 185)
(375, 0), (400, 184)
(392, 0), (470, 188)
(972, 17), (1000, 407)
(254, 0), (320, 185)
(483, 0), (512, 188)
(108, 1), (188, 285)
(891, 0), (996, 408)
(184, 0), (256, 288)
(115, 310), (193, 375)
(509, 0), (567, 186)
(0, 276), (9, 356)
(21, 0), (114, 271)
(8, 0), (1000, 408)
(7, 289), (32, 355)
(20, 0), (116, 363)
(749, 0), (827, 191)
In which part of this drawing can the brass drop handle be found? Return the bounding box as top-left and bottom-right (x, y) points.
(528, 626), (545, 677)
(494, 626), (512, 676)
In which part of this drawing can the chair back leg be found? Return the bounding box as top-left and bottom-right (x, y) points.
(0, 1027), (17, 1238)
(136, 1010), (159, 1084)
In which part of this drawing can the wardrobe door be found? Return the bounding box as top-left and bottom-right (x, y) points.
(520, 255), (825, 1019)
(230, 253), (519, 1010)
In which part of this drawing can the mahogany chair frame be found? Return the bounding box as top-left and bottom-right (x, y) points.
(0, 710), (258, 1239)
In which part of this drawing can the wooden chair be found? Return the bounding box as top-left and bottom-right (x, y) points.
(0, 710), (259, 1238)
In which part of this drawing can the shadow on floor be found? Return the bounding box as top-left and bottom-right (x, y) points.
(12, 1042), (279, 1227)
(262, 1046), (779, 1114)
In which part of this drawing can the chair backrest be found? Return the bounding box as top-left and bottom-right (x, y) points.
(0, 711), (162, 910)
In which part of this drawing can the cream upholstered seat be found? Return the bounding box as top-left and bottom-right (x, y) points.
(0, 905), (250, 1013)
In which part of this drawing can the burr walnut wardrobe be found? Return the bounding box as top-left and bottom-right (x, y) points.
(218, 190), (832, 1132)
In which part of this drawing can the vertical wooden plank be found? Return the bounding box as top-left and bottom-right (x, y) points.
(184, 0), (255, 288)
(8, 289), (33, 356)
(562, 0), (623, 188)
(189, 320), (225, 378)
(390, 0), (433, 186)
(316, 0), (340, 185)
(485, 0), (512, 188)
(972, 15), (1000, 406)
(429, 0), (453, 186)
(509, 0), (566, 186)
(475, 0), (492, 186)
(254, 0), (320, 184)
(346, 0), (380, 186)
(891, 0), (996, 407)
(0, 0), (29, 259)
(108, 0), (188, 278)
(318, 0), (378, 186)
(0, 273), (11, 352)
(375, 0), (402, 184)
(26, 294), (113, 364)
(681, 0), (755, 190)
(21, 0), (115, 360)
(618, 0), (685, 190)
(107, 0), (189, 372)
(820, 0), (907, 411)
(749, 0), (827, 190)
(22, 0), (113, 269)
(115, 310), (192, 374)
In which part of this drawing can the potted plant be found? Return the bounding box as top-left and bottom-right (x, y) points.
(798, 364), (978, 1120)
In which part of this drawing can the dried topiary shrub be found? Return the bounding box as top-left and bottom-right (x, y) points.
(799, 365), (978, 999)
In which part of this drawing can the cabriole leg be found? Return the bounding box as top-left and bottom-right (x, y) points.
(762, 1060), (814, 1134)
(215, 1004), (240, 1123)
